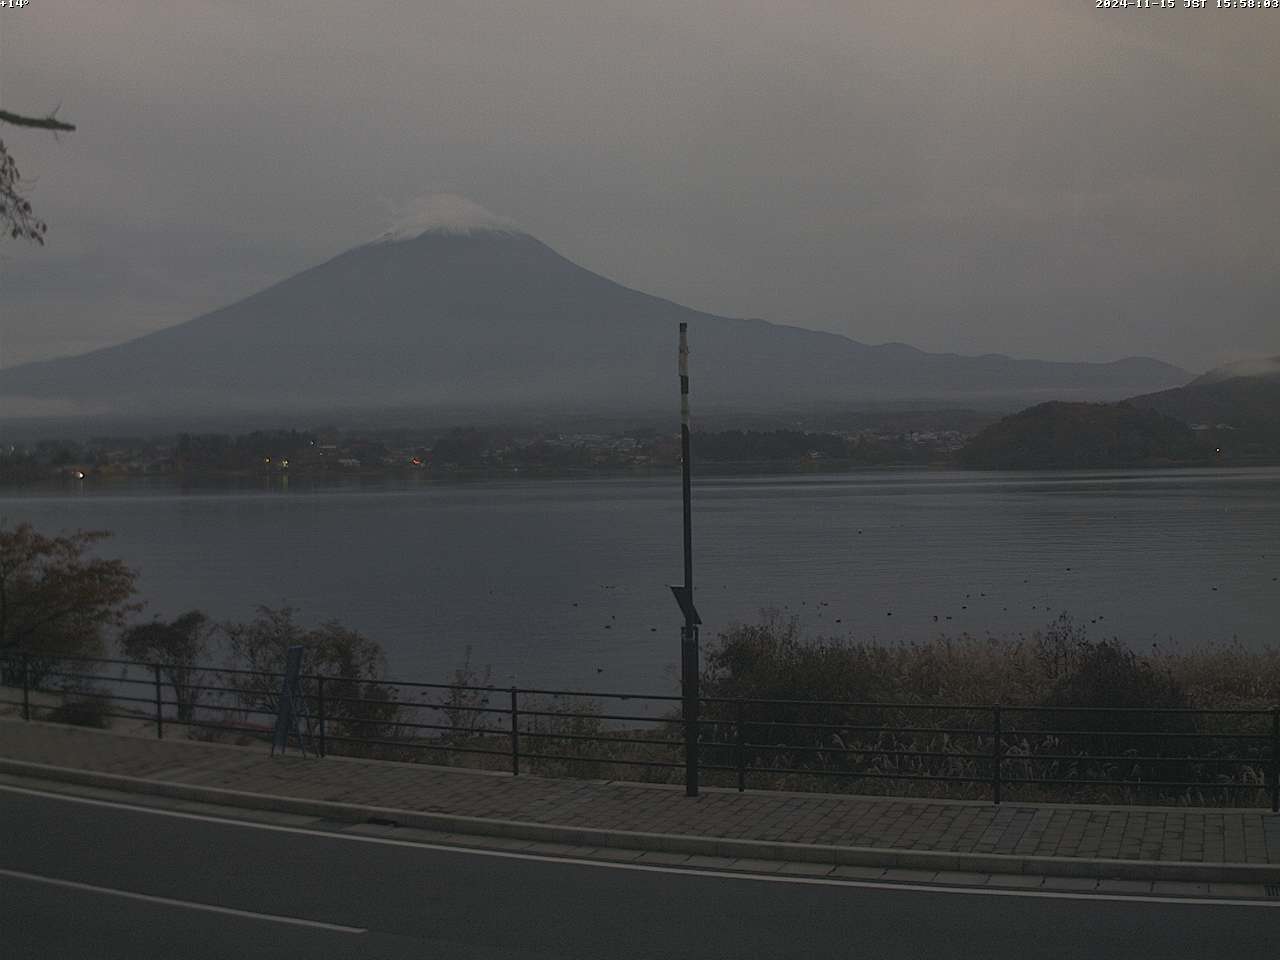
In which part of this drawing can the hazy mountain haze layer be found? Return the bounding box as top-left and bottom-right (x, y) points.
(0, 227), (1191, 423)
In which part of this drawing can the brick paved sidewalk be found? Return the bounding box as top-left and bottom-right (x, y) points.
(3, 719), (1278, 869)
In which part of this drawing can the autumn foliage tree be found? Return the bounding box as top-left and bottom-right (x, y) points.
(221, 606), (400, 745)
(120, 610), (212, 723)
(0, 523), (140, 683)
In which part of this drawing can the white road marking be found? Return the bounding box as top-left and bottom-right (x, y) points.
(0, 866), (367, 934)
(0, 781), (1274, 908)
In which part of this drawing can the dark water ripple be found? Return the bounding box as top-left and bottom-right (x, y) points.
(3, 466), (1278, 692)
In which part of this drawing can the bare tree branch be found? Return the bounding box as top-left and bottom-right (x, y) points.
(0, 107), (75, 243)
(0, 109), (76, 132)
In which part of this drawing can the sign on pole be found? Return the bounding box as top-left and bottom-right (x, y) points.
(271, 644), (305, 755)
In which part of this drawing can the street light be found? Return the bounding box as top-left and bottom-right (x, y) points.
(670, 321), (701, 797)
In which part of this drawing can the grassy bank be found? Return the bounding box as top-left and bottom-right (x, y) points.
(9, 612), (1279, 807)
(278, 612), (1280, 806)
(682, 611), (1278, 805)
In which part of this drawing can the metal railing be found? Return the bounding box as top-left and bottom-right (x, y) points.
(1, 651), (1277, 809)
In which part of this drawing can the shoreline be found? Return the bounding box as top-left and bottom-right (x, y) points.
(6, 456), (1279, 492)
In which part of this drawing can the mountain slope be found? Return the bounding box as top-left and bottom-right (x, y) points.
(0, 227), (1191, 421)
(1188, 355), (1280, 387)
(959, 401), (1201, 470)
(1127, 362), (1280, 464)
(1130, 369), (1280, 428)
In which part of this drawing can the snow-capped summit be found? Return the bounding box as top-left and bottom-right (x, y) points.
(371, 194), (525, 243)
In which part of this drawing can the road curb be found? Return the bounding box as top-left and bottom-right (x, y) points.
(3, 756), (1276, 884)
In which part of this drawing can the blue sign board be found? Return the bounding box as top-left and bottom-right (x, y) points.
(271, 645), (305, 755)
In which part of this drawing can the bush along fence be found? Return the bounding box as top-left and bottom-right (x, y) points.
(2, 651), (1279, 809)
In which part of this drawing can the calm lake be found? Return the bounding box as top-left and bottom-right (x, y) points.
(4, 468), (1278, 692)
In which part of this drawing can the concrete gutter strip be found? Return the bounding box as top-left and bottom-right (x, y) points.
(2, 756), (1275, 885)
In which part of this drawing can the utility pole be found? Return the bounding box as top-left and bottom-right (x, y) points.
(670, 322), (701, 797)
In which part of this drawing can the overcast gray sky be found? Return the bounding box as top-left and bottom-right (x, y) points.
(0, 1), (1276, 373)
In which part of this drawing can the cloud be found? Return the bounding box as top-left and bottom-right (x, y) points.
(1, 1), (1277, 372)
(370, 194), (525, 243)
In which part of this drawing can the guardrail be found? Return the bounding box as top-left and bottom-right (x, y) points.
(2, 651), (1277, 809)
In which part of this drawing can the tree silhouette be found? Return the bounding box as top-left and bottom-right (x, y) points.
(0, 523), (140, 688)
(0, 107), (75, 245)
(120, 611), (213, 724)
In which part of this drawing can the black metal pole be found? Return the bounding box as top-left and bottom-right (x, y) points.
(317, 675), (326, 758)
(153, 663), (164, 740)
(736, 698), (746, 793)
(1271, 707), (1278, 813)
(21, 651), (30, 721)
(511, 686), (521, 776)
(679, 322), (699, 798)
(992, 704), (1002, 805)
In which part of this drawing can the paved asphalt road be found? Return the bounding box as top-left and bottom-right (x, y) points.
(1, 786), (1277, 959)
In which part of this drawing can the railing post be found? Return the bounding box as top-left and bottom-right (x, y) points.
(736, 699), (746, 792)
(992, 704), (1002, 805)
(153, 663), (164, 740)
(316, 676), (326, 758)
(510, 686), (520, 776)
(1271, 707), (1278, 814)
(682, 627), (700, 797)
(21, 652), (30, 721)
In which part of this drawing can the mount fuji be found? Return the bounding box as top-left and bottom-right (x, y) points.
(0, 198), (1190, 424)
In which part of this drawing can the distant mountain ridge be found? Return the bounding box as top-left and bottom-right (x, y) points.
(0, 222), (1192, 423)
(1188, 355), (1280, 387)
(1131, 366), (1280, 430)
(957, 354), (1280, 470)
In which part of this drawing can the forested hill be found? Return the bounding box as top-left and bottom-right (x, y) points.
(1129, 374), (1280, 430)
(1127, 369), (1280, 463)
(958, 401), (1202, 470)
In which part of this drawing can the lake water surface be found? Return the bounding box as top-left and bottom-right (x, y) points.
(4, 467), (1278, 692)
